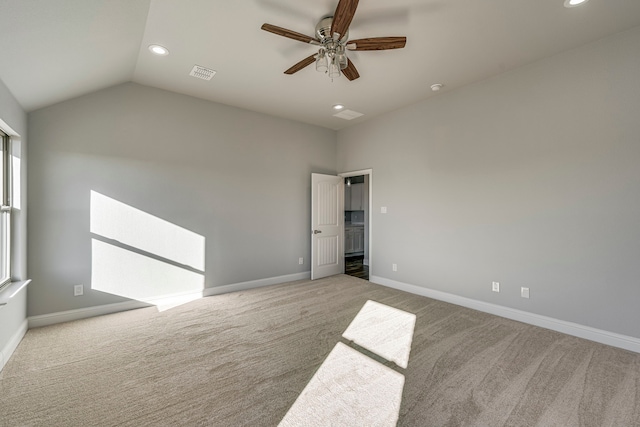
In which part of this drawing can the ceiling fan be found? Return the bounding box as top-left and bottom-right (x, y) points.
(261, 0), (406, 81)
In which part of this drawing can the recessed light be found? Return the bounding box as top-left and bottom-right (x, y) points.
(333, 104), (345, 110)
(148, 44), (169, 56)
(430, 83), (443, 92)
(564, 0), (589, 8)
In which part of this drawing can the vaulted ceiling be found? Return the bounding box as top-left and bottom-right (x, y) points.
(1, 0), (640, 130)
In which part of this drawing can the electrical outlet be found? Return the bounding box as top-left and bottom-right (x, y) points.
(492, 281), (500, 292)
(392, 263), (397, 272)
(521, 287), (530, 299)
(381, 206), (387, 214)
(298, 257), (304, 265)
(74, 284), (84, 296)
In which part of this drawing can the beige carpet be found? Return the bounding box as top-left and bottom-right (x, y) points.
(2, 275), (640, 426)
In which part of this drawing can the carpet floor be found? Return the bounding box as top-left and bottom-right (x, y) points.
(1, 275), (640, 426)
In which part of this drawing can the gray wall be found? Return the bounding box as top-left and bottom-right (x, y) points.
(337, 27), (640, 338)
(28, 82), (336, 317)
(0, 77), (28, 357)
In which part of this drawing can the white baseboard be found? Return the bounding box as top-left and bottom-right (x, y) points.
(29, 300), (152, 329)
(370, 275), (640, 354)
(203, 271), (311, 297)
(0, 319), (28, 372)
(28, 271), (312, 329)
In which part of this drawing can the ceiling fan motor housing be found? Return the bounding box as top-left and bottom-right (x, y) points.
(315, 16), (348, 42)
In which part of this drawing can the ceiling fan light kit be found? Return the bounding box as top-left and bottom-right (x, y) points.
(261, 0), (406, 81)
(313, 16), (349, 80)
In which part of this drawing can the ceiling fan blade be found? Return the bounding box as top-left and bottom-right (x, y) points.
(347, 37), (407, 51)
(342, 59), (360, 81)
(331, 0), (359, 40)
(284, 54), (317, 75)
(261, 23), (319, 45)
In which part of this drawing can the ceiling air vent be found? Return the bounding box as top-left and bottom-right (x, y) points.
(333, 109), (364, 120)
(189, 65), (216, 81)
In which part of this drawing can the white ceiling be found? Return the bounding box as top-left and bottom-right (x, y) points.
(1, 0), (640, 130)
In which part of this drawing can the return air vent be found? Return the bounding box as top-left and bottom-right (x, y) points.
(333, 109), (364, 120)
(189, 65), (216, 81)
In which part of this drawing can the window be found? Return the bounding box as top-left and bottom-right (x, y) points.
(0, 129), (11, 290)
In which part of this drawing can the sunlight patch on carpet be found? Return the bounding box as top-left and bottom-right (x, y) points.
(278, 342), (405, 427)
(279, 301), (416, 426)
(342, 300), (416, 368)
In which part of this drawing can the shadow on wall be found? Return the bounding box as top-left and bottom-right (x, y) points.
(89, 191), (206, 311)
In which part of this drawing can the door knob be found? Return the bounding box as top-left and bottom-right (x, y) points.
(313, 230), (322, 234)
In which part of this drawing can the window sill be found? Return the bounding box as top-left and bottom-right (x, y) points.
(0, 279), (31, 306)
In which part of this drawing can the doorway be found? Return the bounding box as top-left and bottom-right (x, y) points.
(341, 170), (372, 280)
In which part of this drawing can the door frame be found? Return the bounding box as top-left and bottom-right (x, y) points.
(339, 169), (373, 271)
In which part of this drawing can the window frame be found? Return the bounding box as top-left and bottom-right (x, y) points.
(0, 129), (11, 290)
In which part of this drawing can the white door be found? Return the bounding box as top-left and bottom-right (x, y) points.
(311, 173), (344, 280)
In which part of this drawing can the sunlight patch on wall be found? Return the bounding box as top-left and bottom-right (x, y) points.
(90, 191), (205, 271)
(280, 301), (416, 426)
(91, 239), (204, 311)
(90, 191), (206, 311)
